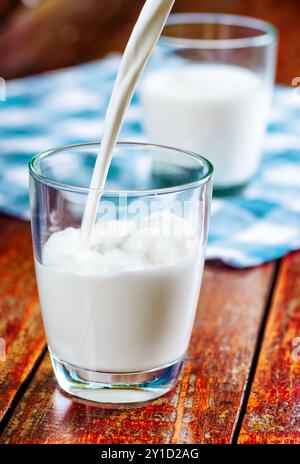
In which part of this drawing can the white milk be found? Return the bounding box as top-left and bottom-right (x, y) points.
(35, 1), (208, 377)
(80, 0), (175, 250)
(140, 63), (270, 188)
(35, 213), (204, 372)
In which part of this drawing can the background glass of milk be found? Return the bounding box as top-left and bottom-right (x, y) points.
(140, 13), (277, 194)
(29, 142), (213, 404)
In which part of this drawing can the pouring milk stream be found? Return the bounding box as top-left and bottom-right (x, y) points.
(35, 0), (208, 376)
(80, 0), (176, 251)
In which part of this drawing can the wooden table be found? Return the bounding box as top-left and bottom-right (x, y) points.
(0, 0), (300, 84)
(0, 214), (299, 444)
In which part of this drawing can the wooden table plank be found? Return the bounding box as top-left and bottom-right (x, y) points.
(1, 260), (275, 444)
(239, 251), (300, 444)
(0, 215), (46, 425)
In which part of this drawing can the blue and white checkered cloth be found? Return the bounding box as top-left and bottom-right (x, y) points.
(0, 54), (300, 268)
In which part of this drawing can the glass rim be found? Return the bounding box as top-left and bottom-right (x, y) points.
(160, 13), (278, 49)
(29, 141), (214, 196)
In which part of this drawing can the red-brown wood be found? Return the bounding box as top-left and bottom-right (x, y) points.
(0, 215), (46, 423)
(1, 260), (275, 444)
(239, 252), (300, 444)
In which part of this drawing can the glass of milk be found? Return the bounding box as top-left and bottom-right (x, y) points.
(140, 13), (277, 194)
(29, 142), (213, 404)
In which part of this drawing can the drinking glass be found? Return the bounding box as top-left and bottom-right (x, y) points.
(29, 142), (213, 404)
(140, 13), (277, 194)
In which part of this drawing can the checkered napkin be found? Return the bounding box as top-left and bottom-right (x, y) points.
(0, 54), (299, 268)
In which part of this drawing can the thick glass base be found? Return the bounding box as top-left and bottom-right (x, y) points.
(50, 354), (183, 404)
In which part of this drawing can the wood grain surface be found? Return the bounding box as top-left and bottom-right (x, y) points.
(239, 252), (300, 444)
(0, 216), (45, 425)
(0, 258), (275, 444)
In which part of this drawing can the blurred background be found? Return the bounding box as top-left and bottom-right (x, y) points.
(0, 0), (299, 83)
